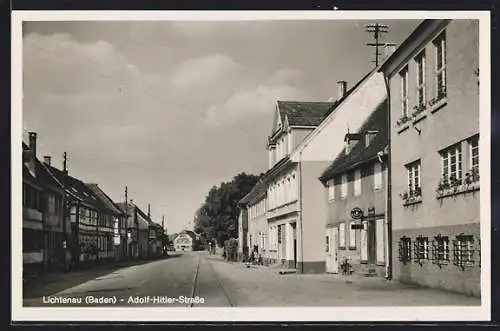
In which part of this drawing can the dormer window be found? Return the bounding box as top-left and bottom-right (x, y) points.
(365, 131), (378, 148)
(344, 132), (362, 155)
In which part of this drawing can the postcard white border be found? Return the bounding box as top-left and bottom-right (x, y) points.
(12, 10), (491, 322)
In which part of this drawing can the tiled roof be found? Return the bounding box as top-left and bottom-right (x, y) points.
(277, 101), (336, 127)
(85, 183), (123, 215)
(319, 99), (388, 182)
(238, 179), (267, 206)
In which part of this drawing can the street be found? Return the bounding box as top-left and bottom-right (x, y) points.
(23, 251), (481, 307)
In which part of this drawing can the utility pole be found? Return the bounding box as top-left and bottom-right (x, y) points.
(365, 23), (396, 67)
(124, 186), (128, 259)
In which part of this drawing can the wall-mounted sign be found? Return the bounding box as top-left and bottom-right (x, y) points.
(351, 223), (364, 230)
(351, 207), (364, 220)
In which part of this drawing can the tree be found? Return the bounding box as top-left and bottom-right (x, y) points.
(193, 172), (261, 247)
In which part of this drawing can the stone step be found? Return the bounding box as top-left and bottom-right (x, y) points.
(278, 269), (297, 275)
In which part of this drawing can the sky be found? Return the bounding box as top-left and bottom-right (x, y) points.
(22, 18), (421, 234)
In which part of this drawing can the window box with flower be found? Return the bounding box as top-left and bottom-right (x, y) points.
(411, 103), (427, 123)
(396, 114), (411, 133)
(436, 172), (479, 199)
(400, 186), (422, 206)
(429, 88), (448, 113)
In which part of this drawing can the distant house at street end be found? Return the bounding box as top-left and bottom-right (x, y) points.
(173, 230), (196, 251)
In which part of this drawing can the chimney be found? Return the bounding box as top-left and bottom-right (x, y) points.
(43, 156), (51, 166)
(63, 152), (68, 174)
(337, 81), (347, 100)
(147, 204), (151, 218)
(28, 132), (37, 157)
(27, 132), (37, 177)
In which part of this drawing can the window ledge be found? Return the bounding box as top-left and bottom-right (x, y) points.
(403, 196), (422, 206)
(429, 97), (448, 113)
(396, 122), (410, 134)
(411, 110), (427, 124)
(348, 246), (357, 251)
(436, 182), (480, 199)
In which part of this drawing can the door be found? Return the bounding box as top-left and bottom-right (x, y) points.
(326, 228), (338, 273)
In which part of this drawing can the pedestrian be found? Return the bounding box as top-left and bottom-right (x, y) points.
(208, 242), (212, 255)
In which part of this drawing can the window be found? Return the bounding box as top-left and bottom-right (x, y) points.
(349, 222), (356, 249)
(432, 234), (449, 267)
(453, 234), (475, 269)
(328, 179), (335, 200)
(467, 135), (480, 183)
(414, 236), (429, 264)
(340, 174), (348, 198)
(415, 51), (426, 108)
(433, 31), (447, 99)
(375, 219), (385, 264)
(326, 236), (329, 252)
(277, 225), (282, 244)
(406, 160), (421, 197)
(360, 222), (368, 261)
(398, 236), (412, 264)
(373, 163), (383, 191)
(440, 143), (463, 186)
(47, 194), (56, 214)
(400, 66), (409, 117)
(354, 169), (362, 196)
(339, 223), (346, 249)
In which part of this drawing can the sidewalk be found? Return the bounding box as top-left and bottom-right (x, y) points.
(208, 257), (481, 307)
(23, 255), (174, 299)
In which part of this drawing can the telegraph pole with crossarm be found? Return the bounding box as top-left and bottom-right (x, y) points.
(365, 23), (396, 67)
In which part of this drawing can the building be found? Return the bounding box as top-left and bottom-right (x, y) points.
(45, 161), (118, 268)
(116, 201), (151, 258)
(148, 222), (165, 257)
(379, 19), (480, 296)
(22, 133), (67, 274)
(264, 69), (389, 274)
(173, 231), (195, 251)
(264, 101), (335, 272)
(85, 184), (127, 261)
(319, 102), (389, 277)
(238, 180), (268, 263)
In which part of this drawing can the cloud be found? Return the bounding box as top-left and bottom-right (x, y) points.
(204, 68), (307, 126)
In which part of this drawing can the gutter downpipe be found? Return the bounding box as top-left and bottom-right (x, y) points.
(383, 73), (393, 280)
(298, 146), (307, 274)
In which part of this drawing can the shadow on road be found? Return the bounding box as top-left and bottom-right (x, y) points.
(23, 255), (181, 299)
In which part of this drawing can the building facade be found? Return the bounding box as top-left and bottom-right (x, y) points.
(22, 133), (67, 274)
(380, 19), (480, 296)
(268, 71), (389, 274)
(238, 180), (268, 263)
(86, 184), (127, 261)
(265, 101), (336, 272)
(319, 103), (389, 277)
(174, 231), (194, 251)
(46, 164), (118, 268)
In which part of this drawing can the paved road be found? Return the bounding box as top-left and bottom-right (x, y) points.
(23, 250), (481, 307)
(24, 251), (231, 307)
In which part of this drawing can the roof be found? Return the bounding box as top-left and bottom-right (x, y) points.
(319, 99), (388, 182)
(85, 183), (123, 215)
(238, 179), (267, 207)
(289, 69), (382, 162)
(277, 101), (336, 127)
(45, 165), (100, 206)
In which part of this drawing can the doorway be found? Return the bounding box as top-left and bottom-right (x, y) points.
(325, 227), (338, 273)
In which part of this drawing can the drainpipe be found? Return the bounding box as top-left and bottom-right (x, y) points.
(383, 75), (393, 280)
(298, 148), (306, 274)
